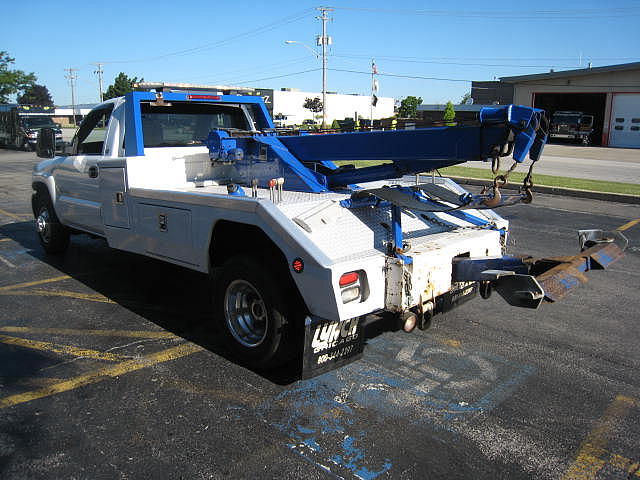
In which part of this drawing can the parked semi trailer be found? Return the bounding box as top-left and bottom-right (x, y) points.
(31, 83), (625, 377)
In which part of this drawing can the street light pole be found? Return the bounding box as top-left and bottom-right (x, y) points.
(316, 7), (333, 129)
(284, 40), (317, 57)
(285, 7), (332, 128)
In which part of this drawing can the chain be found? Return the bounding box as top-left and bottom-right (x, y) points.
(403, 265), (413, 306)
(521, 161), (535, 204)
(489, 139), (539, 205)
(491, 152), (500, 175)
(520, 113), (550, 204)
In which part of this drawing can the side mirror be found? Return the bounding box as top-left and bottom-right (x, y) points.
(36, 128), (56, 158)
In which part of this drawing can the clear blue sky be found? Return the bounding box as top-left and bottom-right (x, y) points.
(3, 0), (640, 106)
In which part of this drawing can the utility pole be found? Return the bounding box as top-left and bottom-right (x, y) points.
(94, 63), (104, 102)
(316, 7), (333, 129)
(64, 68), (78, 125)
(370, 59), (377, 130)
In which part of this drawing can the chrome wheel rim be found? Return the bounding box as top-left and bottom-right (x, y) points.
(36, 208), (51, 244)
(224, 279), (268, 347)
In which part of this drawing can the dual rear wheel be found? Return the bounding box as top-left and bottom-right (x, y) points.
(214, 255), (301, 369)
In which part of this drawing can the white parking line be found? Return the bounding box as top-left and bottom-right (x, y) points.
(0, 254), (16, 268)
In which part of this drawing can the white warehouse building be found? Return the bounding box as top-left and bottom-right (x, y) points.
(53, 87), (396, 128)
(256, 88), (395, 126)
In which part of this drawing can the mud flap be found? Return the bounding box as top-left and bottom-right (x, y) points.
(301, 316), (365, 379)
(435, 282), (478, 314)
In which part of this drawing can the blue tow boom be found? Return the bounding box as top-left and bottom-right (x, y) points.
(206, 104), (548, 193)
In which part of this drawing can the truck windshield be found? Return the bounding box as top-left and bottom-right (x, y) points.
(141, 102), (250, 147)
(552, 114), (580, 124)
(22, 116), (56, 128)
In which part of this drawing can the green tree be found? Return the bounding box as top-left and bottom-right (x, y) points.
(104, 72), (142, 100)
(303, 97), (323, 115)
(17, 84), (53, 106)
(459, 91), (472, 105)
(443, 101), (456, 125)
(398, 96), (422, 118)
(0, 51), (36, 103)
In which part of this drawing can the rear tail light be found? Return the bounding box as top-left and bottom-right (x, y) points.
(339, 270), (367, 304)
(341, 285), (361, 303)
(339, 271), (359, 287)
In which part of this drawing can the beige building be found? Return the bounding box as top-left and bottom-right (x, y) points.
(500, 62), (640, 148)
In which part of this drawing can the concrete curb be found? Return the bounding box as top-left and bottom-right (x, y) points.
(447, 176), (640, 205)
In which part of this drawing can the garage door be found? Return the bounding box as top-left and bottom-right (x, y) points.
(609, 94), (640, 148)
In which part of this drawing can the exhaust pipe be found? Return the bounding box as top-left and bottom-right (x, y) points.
(401, 311), (417, 332)
(401, 300), (435, 333)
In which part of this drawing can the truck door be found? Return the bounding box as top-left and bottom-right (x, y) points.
(54, 104), (114, 235)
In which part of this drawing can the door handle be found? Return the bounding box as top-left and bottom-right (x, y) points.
(88, 166), (99, 178)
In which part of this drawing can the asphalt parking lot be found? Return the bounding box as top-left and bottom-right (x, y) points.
(1, 148), (639, 479)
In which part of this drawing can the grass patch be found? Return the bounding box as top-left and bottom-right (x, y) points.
(333, 161), (640, 196)
(439, 166), (640, 196)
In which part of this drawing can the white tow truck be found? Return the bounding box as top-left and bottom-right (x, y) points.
(31, 83), (624, 377)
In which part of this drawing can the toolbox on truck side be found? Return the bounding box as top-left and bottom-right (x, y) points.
(31, 83), (625, 378)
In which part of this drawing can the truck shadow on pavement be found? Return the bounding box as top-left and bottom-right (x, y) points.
(0, 221), (400, 385)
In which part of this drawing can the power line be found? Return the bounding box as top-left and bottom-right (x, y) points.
(97, 9), (313, 65)
(231, 68), (322, 86)
(332, 54), (575, 68)
(188, 55), (314, 82)
(328, 67), (640, 88)
(331, 54), (580, 69)
(336, 53), (640, 62)
(220, 58), (318, 85)
(330, 6), (640, 19)
(329, 68), (473, 83)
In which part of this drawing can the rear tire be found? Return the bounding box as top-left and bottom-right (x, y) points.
(33, 191), (70, 254)
(213, 255), (300, 369)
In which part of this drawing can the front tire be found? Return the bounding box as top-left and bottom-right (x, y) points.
(34, 192), (70, 254)
(214, 255), (300, 369)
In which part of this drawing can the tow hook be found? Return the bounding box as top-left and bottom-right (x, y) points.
(481, 184), (502, 208)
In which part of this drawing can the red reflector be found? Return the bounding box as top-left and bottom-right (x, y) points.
(187, 94), (221, 100)
(339, 271), (359, 287)
(292, 258), (304, 273)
